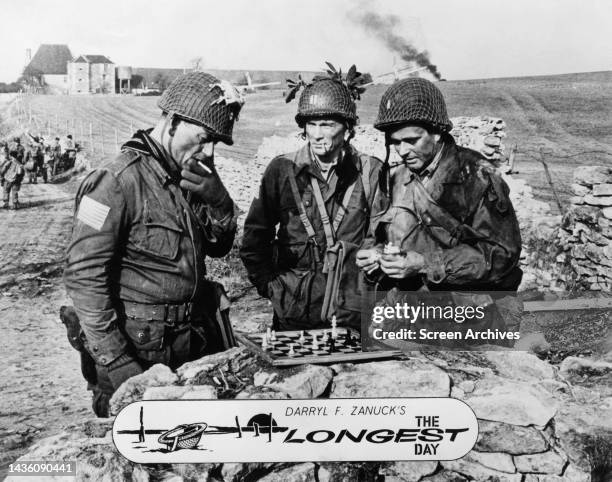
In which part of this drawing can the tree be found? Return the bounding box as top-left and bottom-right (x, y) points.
(19, 66), (44, 89)
(153, 73), (170, 92)
(189, 57), (204, 72)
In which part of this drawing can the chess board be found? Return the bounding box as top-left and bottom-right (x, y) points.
(236, 328), (401, 367)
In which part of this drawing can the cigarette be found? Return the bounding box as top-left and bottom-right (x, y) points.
(197, 160), (212, 174)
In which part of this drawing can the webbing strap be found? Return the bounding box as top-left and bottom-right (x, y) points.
(332, 181), (357, 233)
(331, 155), (372, 233)
(287, 166), (316, 239)
(310, 176), (336, 247)
(361, 156), (371, 201)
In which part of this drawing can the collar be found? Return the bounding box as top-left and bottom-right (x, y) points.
(122, 129), (180, 186)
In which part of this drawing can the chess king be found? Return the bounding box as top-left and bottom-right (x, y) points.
(240, 64), (383, 331)
(356, 78), (523, 338)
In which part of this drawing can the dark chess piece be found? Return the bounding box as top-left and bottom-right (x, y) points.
(345, 329), (353, 346)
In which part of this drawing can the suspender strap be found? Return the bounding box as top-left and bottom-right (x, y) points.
(361, 156), (371, 202)
(287, 165), (317, 239)
(332, 181), (357, 233)
(310, 176), (336, 247)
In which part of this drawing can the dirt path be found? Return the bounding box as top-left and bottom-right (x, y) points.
(0, 181), (91, 477)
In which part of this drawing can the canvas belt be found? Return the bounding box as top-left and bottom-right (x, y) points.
(123, 300), (193, 326)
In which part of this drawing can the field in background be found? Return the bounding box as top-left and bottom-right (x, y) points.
(9, 70), (612, 210)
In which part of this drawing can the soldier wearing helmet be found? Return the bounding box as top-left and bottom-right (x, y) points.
(240, 64), (383, 331)
(357, 78), (522, 309)
(64, 71), (244, 417)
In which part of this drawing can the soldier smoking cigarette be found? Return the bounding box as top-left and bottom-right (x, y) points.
(197, 160), (212, 174)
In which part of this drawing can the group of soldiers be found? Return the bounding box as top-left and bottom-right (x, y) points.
(62, 69), (522, 417)
(0, 134), (77, 209)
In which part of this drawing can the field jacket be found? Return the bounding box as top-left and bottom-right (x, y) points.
(240, 143), (382, 329)
(363, 137), (522, 291)
(64, 130), (236, 366)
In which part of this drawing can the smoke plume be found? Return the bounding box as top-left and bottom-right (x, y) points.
(348, 9), (442, 80)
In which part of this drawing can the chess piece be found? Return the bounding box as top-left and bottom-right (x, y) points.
(299, 330), (306, 344)
(271, 330), (277, 341)
(345, 329), (352, 346)
(266, 327), (272, 341)
(261, 335), (268, 349)
(329, 337), (336, 353)
(312, 334), (319, 350)
(331, 316), (338, 340)
(383, 242), (401, 255)
(288, 343), (295, 357)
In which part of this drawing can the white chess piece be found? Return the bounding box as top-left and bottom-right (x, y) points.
(261, 335), (268, 349)
(299, 331), (305, 344)
(331, 316), (338, 340)
(266, 327), (272, 341)
(271, 330), (277, 341)
(288, 343), (295, 357)
(312, 335), (319, 350)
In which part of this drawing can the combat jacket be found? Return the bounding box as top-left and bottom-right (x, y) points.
(64, 130), (236, 366)
(240, 143), (382, 329)
(364, 137), (522, 291)
(1, 157), (24, 184)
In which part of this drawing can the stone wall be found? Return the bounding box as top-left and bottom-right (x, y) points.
(8, 348), (610, 481)
(557, 166), (612, 292)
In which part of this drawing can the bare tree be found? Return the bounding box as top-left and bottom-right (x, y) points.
(189, 57), (204, 72)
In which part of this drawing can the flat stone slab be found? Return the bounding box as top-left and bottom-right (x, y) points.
(330, 359), (450, 398)
(475, 420), (548, 454)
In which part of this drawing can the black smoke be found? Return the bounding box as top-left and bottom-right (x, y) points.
(348, 9), (442, 80)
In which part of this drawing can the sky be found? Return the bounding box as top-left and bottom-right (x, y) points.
(0, 0), (610, 83)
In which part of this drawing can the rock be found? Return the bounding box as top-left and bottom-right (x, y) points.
(177, 347), (254, 384)
(253, 365), (333, 398)
(64, 418), (114, 438)
(475, 420), (548, 454)
(442, 453), (521, 481)
(421, 470), (468, 481)
(465, 375), (557, 426)
(603, 207), (612, 220)
(235, 386), (291, 399)
(319, 462), (380, 481)
(565, 205), (601, 225)
(330, 360), (450, 398)
(481, 351), (555, 381)
(143, 386), (189, 400)
(514, 332), (552, 355)
(584, 194), (612, 207)
(513, 450), (566, 475)
(468, 451), (516, 473)
(573, 166), (612, 187)
(379, 461), (438, 481)
(458, 380), (475, 393)
(181, 385), (218, 399)
(571, 183), (591, 196)
(554, 401), (612, 473)
(109, 364), (179, 415)
(559, 356), (612, 377)
(221, 463), (277, 482)
(169, 463), (218, 481)
(258, 463), (317, 481)
(484, 135), (501, 147)
(593, 184), (612, 196)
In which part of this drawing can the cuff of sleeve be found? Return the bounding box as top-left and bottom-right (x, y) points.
(202, 201), (237, 242)
(87, 329), (128, 366)
(422, 250), (446, 285)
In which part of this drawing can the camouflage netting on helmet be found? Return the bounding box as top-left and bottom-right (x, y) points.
(295, 79), (357, 126)
(374, 78), (452, 133)
(158, 72), (243, 145)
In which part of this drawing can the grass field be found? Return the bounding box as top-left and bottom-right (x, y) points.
(13, 70), (612, 209)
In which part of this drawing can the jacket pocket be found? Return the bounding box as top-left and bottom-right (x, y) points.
(268, 268), (324, 323)
(124, 318), (165, 352)
(133, 201), (183, 260)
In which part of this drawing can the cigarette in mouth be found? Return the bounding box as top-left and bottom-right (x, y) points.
(197, 160), (212, 174)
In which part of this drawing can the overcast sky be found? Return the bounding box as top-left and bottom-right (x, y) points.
(1, 0), (610, 83)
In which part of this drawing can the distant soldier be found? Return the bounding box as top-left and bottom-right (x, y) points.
(1, 147), (25, 209)
(10, 137), (25, 163)
(48, 137), (62, 175)
(63, 134), (77, 170)
(24, 142), (42, 183)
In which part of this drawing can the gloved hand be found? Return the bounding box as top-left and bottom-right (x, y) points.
(180, 155), (229, 207)
(106, 354), (143, 390)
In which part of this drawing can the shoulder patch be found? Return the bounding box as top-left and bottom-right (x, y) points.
(76, 195), (110, 230)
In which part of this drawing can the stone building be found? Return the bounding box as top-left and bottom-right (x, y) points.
(67, 55), (115, 94)
(24, 44), (73, 94)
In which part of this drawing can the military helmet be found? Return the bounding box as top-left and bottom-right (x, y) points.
(295, 78), (357, 126)
(374, 78), (452, 133)
(158, 71), (244, 145)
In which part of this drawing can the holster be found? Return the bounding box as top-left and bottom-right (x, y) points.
(59, 305), (97, 385)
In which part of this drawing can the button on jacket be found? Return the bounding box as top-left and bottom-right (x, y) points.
(240, 143), (382, 329)
(364, 137), (522, 291)
(64, 130), (236, 366)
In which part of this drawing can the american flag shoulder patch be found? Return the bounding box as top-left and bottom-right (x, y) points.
(77, 195), (110, 231)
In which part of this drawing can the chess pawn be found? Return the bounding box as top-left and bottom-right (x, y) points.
(288, 343), (296, 357)
(266, 327), (272, 341)
(384, 243), (401, 255)
(312, 335), (319, 350)
(261, 335), (269, 350)
(331, 316), (338, 340)
(271, 330), (277, 342)
(299, 331), (306, 344)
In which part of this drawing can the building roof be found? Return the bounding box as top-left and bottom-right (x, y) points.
(73, 55), (113, 64)
(27, 44), (73, 75)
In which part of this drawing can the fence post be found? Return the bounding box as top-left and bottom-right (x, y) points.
(89, 123), (94, 153)
(115, 128), (119, 153)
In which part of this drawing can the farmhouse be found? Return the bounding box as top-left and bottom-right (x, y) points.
(67, 55), (115, 94)
(25, 44), (73, 94)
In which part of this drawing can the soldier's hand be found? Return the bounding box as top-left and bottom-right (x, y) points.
(356, 248), (381, 274)
(180, 155), (229, 206)
(380, 251), (425, 279)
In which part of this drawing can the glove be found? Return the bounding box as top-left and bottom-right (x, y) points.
(179, 155), (230, 207)
(106, 354), (143, 390)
